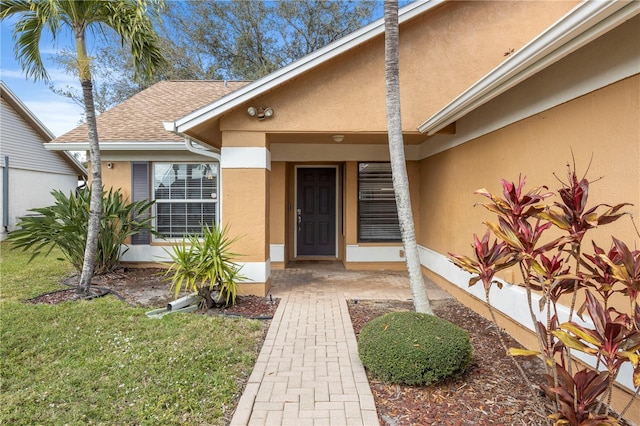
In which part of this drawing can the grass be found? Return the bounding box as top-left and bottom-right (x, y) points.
(0, 242), (264, 425)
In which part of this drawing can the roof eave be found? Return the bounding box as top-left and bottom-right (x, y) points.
(418, 0), (640, 135)
(174, 0), (448, 133)
(44, 142), (188, 151)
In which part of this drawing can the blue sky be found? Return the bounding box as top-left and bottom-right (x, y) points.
(1, 16), (86, 137)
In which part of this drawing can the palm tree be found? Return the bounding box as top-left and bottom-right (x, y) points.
(383, 0), (433, 314)
(1, 0), (165, 295)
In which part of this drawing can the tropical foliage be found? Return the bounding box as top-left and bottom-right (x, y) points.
(0, 0), (166, 295)
(9, 188), (154, 276)
(449, 162), (638, 425)
(163, 225), (245, 308)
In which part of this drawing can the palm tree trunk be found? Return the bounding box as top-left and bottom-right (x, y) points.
(384, 0), (432, 314)
(76, 32), (102, 295)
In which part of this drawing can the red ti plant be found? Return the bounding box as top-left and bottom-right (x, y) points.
(449, 162), (636, 425)
(448, 230), (517, 292)
(538, 166), (630, 320)
(546, 366), (615, 426)
(582, 242), (623, 312)
(599, 238), (640, 324)
(554, 291), (640, 414)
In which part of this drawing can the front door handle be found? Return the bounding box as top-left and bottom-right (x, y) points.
(297, 209), (302, 231)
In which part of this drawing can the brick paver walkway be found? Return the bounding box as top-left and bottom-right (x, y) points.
(229, 262), (450, 426)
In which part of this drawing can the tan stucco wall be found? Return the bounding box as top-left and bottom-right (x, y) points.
(344, 162), (359, 246)
(219, 1), (577, 135)
(222, 168), (269, 262)
(101, 162), (131, 199)
(419, 75), (639, 260)
(222, 131), (270, 148)
(419, 76), (640, 421)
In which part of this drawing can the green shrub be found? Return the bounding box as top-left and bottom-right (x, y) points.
(8, 188), (154, 275)
(163, 224), (245, 308)
(358, 311), (472, 386)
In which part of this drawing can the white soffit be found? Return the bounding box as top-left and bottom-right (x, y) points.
(172, 0), (447, 133)
(44, 142), (188, 151)
(418, 0), (640, 135)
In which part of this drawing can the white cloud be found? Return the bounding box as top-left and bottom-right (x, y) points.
(46, 68), (80, 86)
(0, 69), (25, 79)
(1, 65), (78, 86)
(25, 99), (85, 137)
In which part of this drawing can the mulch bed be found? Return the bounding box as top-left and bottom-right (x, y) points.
(348, 299), (550, 426)
(26, 287), (111, 304)
(24, 269), (633, 425)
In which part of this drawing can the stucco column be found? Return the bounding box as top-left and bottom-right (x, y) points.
(220, 131), (271, 296)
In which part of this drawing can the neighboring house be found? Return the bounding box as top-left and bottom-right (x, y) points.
(49, 1), (638, 418)
(0, 81), (87, 241)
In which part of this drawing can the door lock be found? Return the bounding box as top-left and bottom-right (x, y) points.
(296, 209), (302, 231)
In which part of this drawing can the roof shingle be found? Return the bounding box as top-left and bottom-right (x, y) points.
(54, 80), (250, 143)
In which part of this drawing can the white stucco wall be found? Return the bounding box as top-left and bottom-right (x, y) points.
(0, 168), (79, 241)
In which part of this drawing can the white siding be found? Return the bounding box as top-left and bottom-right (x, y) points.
(0, 93), (82, 241)
(0, 98), (76, 175)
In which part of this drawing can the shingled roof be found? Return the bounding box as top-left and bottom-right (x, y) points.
(55, 80), (250, 143)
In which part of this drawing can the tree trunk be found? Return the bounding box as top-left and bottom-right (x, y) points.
(76, 32), (102, 295)
(384, 0), (433, 314)
(198, 286), (216, 309)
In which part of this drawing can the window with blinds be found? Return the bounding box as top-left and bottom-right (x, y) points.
(358, 162), (401, 242)
(152, 163), (218, 238)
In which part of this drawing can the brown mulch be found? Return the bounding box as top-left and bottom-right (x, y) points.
(27, 268), (632, 426)
(29, 268), (280, 319)
(348, 299), (548, 426)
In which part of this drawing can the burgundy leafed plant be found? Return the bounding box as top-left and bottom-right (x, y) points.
(449, 159), (637, 425)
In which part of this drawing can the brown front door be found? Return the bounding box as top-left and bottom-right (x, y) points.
(296, 167), (336, 256)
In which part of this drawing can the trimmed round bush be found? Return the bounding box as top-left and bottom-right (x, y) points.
(358, 311), (472, 386)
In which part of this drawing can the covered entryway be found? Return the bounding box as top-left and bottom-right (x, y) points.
(295, 167), (337, 257)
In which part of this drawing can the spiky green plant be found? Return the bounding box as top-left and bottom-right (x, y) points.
(9, 187), (154, 275)
(163, 224), (245, 308)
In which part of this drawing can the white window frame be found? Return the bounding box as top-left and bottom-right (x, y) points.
(151, 162), (219, 241)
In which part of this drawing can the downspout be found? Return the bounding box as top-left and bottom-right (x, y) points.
(3, 156), (9, 234)
(162, 121), (221, 161)
(183, 137), (221, 161)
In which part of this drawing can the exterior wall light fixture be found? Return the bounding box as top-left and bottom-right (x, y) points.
(332, 134), (344, 143)
(247, 106), (274, 120)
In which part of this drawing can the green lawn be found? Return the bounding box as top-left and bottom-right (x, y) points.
(0, 242), (264, 425)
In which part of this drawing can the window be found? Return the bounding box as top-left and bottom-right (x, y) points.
(358, 162), (401, 242)
(153, 163), (218, 239)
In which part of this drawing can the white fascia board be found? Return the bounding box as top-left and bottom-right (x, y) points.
(418, 0), (639, 135)
(174, 0), (447, 133)
(44, 142), (188, 151)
